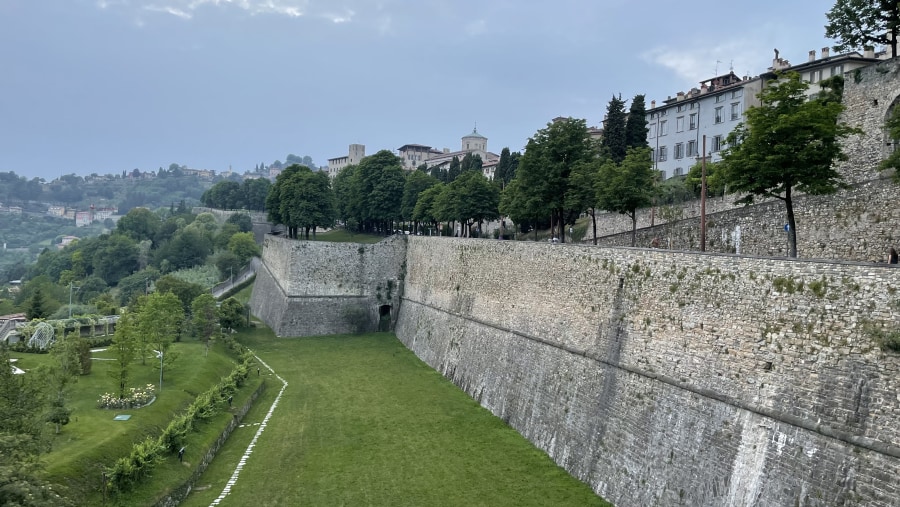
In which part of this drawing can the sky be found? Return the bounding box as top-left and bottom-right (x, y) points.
(0, 0), (843, 180)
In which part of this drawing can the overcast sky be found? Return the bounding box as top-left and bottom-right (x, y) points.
(1, 1), (841, 180)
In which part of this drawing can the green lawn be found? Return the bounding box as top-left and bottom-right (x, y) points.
(12, 338), (259, 504)
(181, 327), (610, 507)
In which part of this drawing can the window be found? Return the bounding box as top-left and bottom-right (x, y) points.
(660, 109), (668, 117)
(731, 89), (743, 99)
(716, 93), (725, 103)
(715, 107), (724, 124)
(690, 102), (699, 110)
(731, 102), (741, 121)
(675, 143), (684, 159)
(659, 120), (668, 136)
(658, 146), (667, 161)
(831, 64), (844, 76)
(712, 135), (723, 152)
(687, 140), (697, 157)
(676, 116), (685, 132)
(674, 167), (684, 177)
(676, 104), (686, 113)
(649, 123), (657, 138)
(650, 148), (656, 161)
(689, 113), (698, 130)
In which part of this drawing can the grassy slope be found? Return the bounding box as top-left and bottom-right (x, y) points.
(181, 328), (610, 507)
(12, 339), (249, 503)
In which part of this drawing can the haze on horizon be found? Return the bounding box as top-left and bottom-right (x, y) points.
(1, 0), (838, 181)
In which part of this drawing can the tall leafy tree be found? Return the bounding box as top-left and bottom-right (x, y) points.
(219, 297), (246, 331)
(566, 159), (601, 244)
(721, 72), (859, 257)
(511, 118), (596, 242)
(191, 293), (219, 354)
(110, 311), (138, 397)
(625, 94), (649, 149)
(138, 292), (184, 385)
(401, 171), (439, 233)
(826, 0), (900, 57)
(602, 94), (628, 163)
(460, 153), (483, 174)
(282, 168), (335, 239)
(412, 183), (445, 235)
(597, 147), (658, 246)
(433, 171), (500, 237)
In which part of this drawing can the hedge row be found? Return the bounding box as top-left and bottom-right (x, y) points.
(104, 347), (254, 495)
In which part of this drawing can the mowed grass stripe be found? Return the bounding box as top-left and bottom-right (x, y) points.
(183, 328), (610, 507)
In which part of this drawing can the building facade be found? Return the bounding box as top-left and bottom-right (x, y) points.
(327, 144), (366, 179)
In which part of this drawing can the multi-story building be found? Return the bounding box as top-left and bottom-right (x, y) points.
(646, 71), (762, 180)
(397, 144), (439, 170)
(646, 48), (882, 180)
(421, 128), (500, 178)
(327, 144), (365, 179)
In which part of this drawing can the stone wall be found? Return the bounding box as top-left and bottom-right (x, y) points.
(594, 177), (900, 261)
(395, 237), (900, 507)
(249, 235), (407, 337)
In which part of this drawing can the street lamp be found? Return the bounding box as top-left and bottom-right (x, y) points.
(68, 282), (81, 319)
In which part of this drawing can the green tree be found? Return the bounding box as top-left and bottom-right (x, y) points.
(511, 118), (596, 242)
(218, 297), (246, 331)
(154, 275), (206, 317)
(44, 335), (83, 433)
(625, 94), (649, 149)
(447, 156), (462, 182)
(138, 292), (184, 385)
(411, 183), (445, 235)
(601, 95), (628, 163)
(0, 432), (73, 506)
(826, 0), (899, 57)
(92, 234), (139, 285)
(25, 287), (50, 320)
(115, 208), (161, 242)
(283, 168), (335, 239)
(227, 232), (260, 264)
(597, 147), (657, 246)
(566, 159), (601, 244)
(401, 171), (439, 233)
(191, 293), (219, 354)
(109, 310), (138, 398)
(721, 71), (859, 257)
(226, 212), (253, 233)
(436, 171), (500, 237)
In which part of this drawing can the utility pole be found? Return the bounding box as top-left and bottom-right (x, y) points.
(700, 135), (707, 252)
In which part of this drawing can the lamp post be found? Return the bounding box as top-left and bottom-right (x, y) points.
(68, 282), (80, 319)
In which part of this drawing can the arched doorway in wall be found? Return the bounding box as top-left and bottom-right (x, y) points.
(882, 95), (900, 163)
(378, 305), (392, 332)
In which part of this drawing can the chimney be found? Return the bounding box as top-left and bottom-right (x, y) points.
(864, 46), (875, 58)
(809, 50), (816, 62)
(822, 47), (830, 59)
(677, 91), (685, 101)
(651, 100), (656, 108)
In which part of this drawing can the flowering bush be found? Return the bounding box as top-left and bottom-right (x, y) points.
(98, 384), (156, 409)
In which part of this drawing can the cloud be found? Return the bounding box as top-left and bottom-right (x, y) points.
(144, 4), (192, 19)
(642, 39), (770, 91)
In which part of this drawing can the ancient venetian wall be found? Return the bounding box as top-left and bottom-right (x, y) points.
(395, 237), (900, 507)
(249, 235), (407, 337)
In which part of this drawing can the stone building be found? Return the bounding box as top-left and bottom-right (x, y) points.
(326, 143), (365, 179)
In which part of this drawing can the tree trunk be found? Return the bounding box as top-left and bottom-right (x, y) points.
(591, 208), (597, 245)
(785, 187), (797, 257)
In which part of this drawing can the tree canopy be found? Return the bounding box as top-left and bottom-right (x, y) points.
(825, 0), (900, 57)
(721, 71), (859, 257)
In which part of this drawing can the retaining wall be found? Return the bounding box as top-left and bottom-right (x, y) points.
(395, 237), (900, 507)
(249, 235), (407, 337)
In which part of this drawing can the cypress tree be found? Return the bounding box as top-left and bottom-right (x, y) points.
(625, 94), (649, 149)
(602, 94), (628, 163)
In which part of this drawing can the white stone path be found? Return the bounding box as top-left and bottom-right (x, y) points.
(209, 353), (288, 506)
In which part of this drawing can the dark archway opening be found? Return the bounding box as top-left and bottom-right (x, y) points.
(378, 305), (392, 332)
